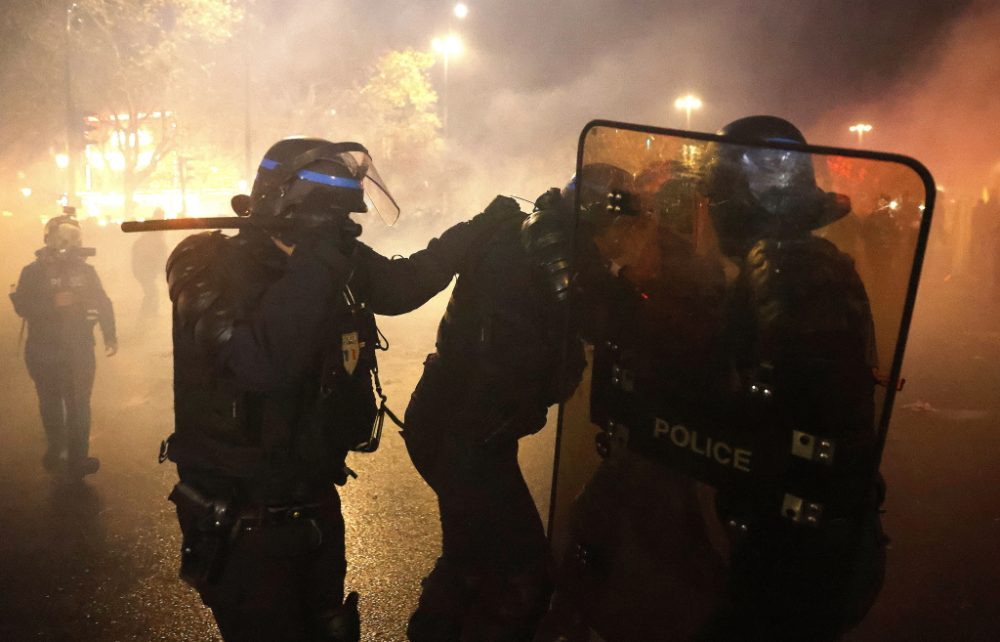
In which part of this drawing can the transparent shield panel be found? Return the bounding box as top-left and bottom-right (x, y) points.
(546, 123), (933, 640)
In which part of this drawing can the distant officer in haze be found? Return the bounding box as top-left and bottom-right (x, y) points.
(9, 210), (117, 478)
(131, 206), (169, 317)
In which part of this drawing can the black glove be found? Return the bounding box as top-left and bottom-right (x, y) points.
(472, 195), (524, 227)
(431, 195), (526, 274)
(534, 187), (565, 213)
(285, 210), (362, 267)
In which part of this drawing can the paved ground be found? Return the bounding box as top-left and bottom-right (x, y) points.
(0, 221), (998, 641)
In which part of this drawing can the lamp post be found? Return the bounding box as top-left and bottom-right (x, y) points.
(432, 5), (467, 218)
(432, 34), (463, 218)
(849, 122), (873, 145)
(64, 1), (78, 203)
(432, 33), (464, 137)
(243, 0), (252, 186)
(674, 94), (703, 130)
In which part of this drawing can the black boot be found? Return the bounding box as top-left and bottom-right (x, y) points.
(67, 456), (100, 478)
(42, 447), (63, 472)
(321, 591), (360, 642)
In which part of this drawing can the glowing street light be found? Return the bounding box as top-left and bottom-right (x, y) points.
(454, 3), (469, 19)
(432, 29), (466, 218)
(432, 33), (464, 57)
(55, 153), (70, 169)
(432, 33), (465, 136)
(674, 94), (703, 129)
(849, 122), (873, 145)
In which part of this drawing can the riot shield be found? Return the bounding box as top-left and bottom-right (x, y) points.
(543, 121), (933, 641)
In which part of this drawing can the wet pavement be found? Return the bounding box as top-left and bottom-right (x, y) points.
(846, 275), (1000, 641)
(1, 238), (998, 641)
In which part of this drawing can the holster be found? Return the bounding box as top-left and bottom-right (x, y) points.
(169, 482), (237, 588)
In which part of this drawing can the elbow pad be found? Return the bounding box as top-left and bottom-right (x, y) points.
(520, 205), (576, 304)
(167, 232), (238, 351)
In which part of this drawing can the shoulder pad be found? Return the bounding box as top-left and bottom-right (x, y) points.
(166, 232), (238, 349)
(166, 232), (225, 299)
(521, 206), (575, 303)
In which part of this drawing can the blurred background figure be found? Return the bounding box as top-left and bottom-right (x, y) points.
(8, 208), (117, 479)
(131, 207), (169, 318)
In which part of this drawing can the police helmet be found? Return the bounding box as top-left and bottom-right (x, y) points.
(704, 115), (850, 257)
(239, 138), (400, 225)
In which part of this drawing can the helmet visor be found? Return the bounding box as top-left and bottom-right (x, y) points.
(739, 146), (814, 199)
(354, 153), (401, 226)
(257, 142), (401, 225)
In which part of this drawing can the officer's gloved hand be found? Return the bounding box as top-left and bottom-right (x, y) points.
(282, 210), (361, 271)
(470, 195), (524, 229)
(433, 195), (526, 275)
(465, 195), (525, 245)
(533, 187), (564, 213)
(104, 339), (118, 357)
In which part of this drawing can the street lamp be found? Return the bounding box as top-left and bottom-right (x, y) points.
(65, 1), (79, 202)
(432, 33), (464, 135)
(454, 3), (469, 19)
(674, 94), (703, 129)
(849, 122), (873, 145)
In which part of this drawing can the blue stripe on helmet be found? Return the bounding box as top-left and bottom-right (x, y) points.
(296, 169), (363, 190)
(260, 158), (280, 170)
(765, 137), (801, 145)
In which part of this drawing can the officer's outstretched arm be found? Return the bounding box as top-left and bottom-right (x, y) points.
(167, 232), (351, 391)
(360, 195), (524, 315)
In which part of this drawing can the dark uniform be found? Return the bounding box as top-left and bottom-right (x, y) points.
(404, 191), (585, 642)
(131, 208), (168, 317)
(163, 138), (520, 642)
(10, 216), (116, 476)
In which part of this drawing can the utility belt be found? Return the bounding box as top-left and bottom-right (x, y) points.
(168, 481), (328, 588)
(233, 501), (325, 529)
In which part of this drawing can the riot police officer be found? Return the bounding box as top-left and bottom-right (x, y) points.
(10, 212), (117, 478)
(539, 117), (888, 642)
(163, 137), (521, 642)
(131, 206), (169, 317)
(402, 175), (600, 641)
(699, 115), (886, 641)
